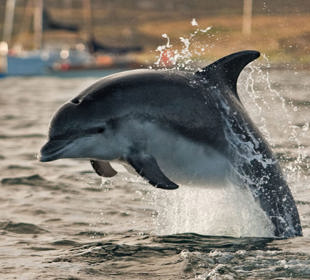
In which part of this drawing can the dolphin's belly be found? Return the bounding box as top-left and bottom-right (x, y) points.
(145, 127), (232, 186)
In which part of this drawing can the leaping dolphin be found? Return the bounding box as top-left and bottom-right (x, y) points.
(39, 50), (302, 238)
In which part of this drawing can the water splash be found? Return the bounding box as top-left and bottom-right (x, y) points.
(148, 182), (274, 237)
(154, 19), (212, 70)
(239, 55), (308, 185)
(147, 20), (307, 237)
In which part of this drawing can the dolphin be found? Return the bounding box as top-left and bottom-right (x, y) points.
(39, 50), (302, 238)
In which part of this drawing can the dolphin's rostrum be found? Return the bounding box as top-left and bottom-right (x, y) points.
(39, 50), (302, 238)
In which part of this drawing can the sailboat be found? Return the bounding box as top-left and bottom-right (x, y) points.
(1, 0), (145, 76)
(51, 35), (145, 73)
(1, 0), (92, 76)
(49, 0), (144, 73)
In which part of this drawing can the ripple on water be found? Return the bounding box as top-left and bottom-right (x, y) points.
(0, 221), (46, 234)
(1, 174), (72, 192)
(46, 233), (310, 279)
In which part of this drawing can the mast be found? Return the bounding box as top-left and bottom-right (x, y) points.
(2, 0), (16, 44)
(0, 0), (16, 74)
(242, 0), (253, 35)
(82, 0), (92, 40)
(33, 0), (43, 49)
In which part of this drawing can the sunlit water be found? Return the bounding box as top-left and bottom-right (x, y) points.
(0, 66), (309, 279)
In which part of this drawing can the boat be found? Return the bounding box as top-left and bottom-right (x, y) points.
(1, 0), (145, 77)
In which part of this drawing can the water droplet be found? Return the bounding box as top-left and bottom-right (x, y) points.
(191, 18), (198, 26)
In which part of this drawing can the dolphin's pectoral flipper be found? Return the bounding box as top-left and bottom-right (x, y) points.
(90, 160), (117, 177)
(127, 154), (179, 190)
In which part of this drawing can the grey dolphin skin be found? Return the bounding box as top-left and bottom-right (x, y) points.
(39, 50), (302, 238)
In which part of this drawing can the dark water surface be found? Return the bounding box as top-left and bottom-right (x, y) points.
(0, 69), (309, 279)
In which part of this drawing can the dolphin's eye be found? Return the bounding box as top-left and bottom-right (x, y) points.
(97, 127), (105, 133)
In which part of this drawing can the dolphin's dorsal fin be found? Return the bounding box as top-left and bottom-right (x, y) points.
(195, 50), (260, 100)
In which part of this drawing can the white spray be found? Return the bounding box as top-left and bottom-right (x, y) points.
(146, 19), (306, 237)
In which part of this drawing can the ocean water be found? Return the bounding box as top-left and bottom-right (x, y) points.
(0, 68), (309, 279)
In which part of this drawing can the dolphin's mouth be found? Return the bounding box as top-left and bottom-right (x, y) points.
(39, 139), (73, 162)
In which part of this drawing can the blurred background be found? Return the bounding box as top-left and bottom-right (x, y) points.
(0, 0), (309, 76)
